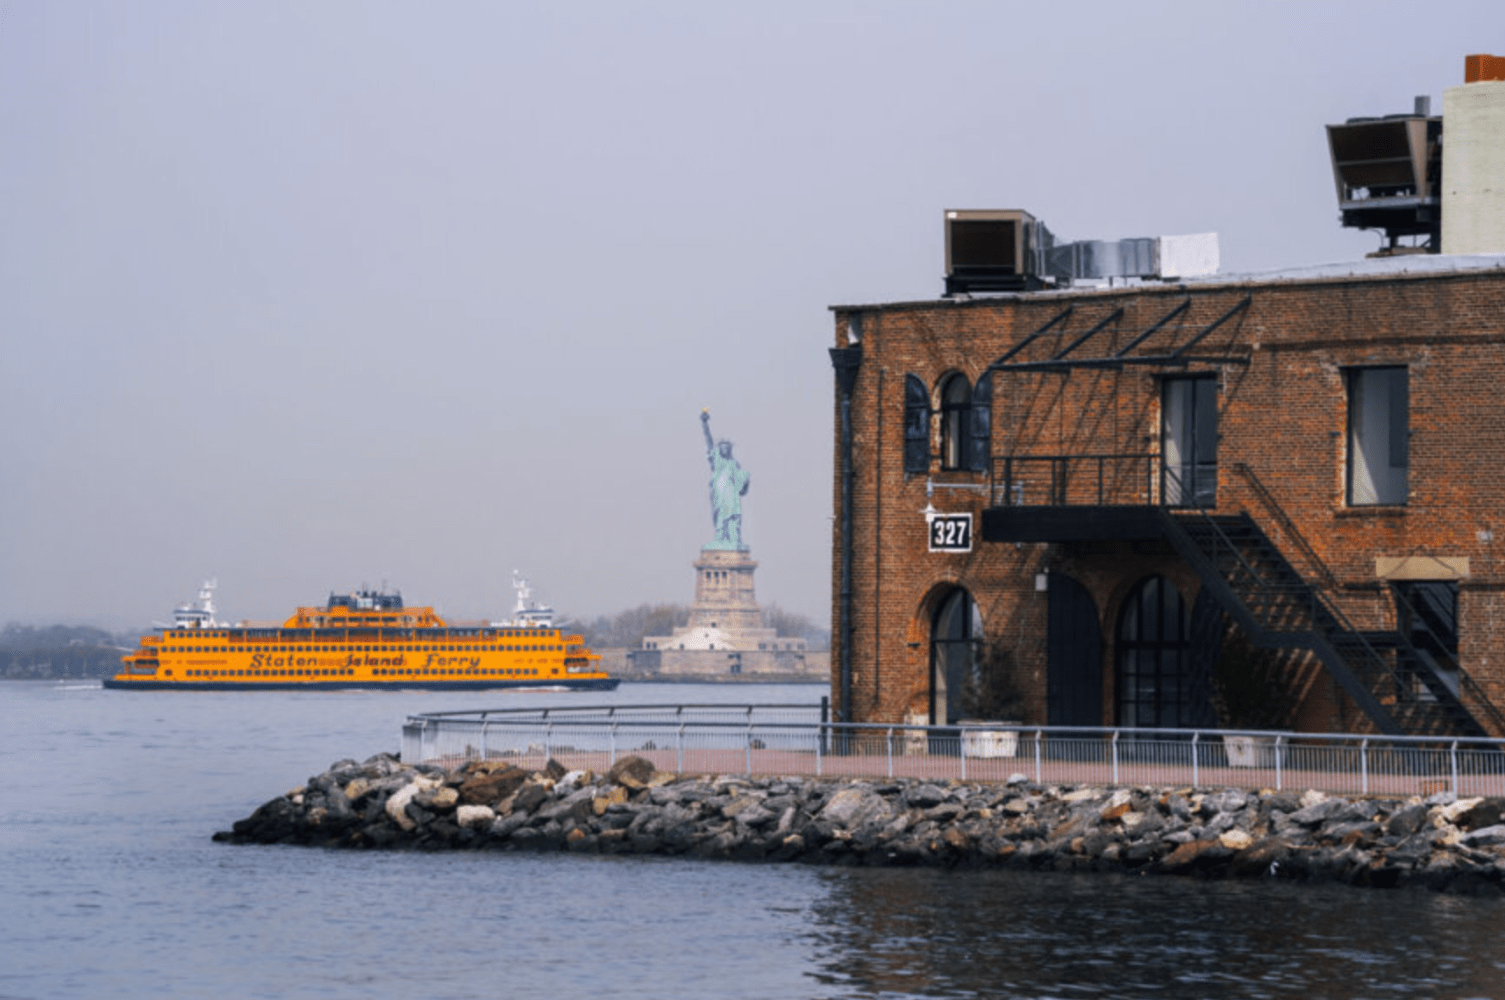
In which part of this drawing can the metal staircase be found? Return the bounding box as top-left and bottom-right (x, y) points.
(1158, 509), (1496, 738)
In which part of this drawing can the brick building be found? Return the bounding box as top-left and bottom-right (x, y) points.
(827, 256), (1505, 738)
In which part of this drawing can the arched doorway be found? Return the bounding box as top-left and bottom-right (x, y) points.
(1116, 575), (1204, 729)
(1047, 574), (1103, 726)
(930, 586), (982, 726)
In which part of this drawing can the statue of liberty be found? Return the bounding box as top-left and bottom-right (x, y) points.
(701, 409), (750, 550)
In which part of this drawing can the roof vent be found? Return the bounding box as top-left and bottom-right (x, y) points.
(944, 209), (1054, 294)
(1325, 100), (1441, 251)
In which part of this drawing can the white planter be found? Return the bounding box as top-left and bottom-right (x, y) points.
(959, 722), (1020, 758)
(1225, 735), (1275, 768)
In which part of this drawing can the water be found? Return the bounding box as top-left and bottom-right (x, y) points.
(4, 680), (1505, 1000)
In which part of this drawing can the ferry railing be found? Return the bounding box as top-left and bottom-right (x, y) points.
(401, 711), (1505, 798)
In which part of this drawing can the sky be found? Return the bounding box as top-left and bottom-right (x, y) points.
(1, 1), (1499, 631)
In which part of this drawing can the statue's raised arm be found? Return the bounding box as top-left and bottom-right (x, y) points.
(701, 409), (716, 464)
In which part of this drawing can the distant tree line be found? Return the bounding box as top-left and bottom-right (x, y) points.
(560, 603), (830, 650)
(1, 623), (137, 680)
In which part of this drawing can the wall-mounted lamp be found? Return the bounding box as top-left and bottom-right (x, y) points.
(1034, 572), (1049, 592)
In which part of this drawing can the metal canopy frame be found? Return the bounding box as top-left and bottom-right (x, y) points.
(989, 296), (1253, 372)
(988, 306), (1074, 368)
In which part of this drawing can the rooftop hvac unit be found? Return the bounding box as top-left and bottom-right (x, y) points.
(944, 210), (1054, 294)
(1326, 100), (1441, 247)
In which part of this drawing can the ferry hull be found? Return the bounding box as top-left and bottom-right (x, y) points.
(103, 677), (621, 692)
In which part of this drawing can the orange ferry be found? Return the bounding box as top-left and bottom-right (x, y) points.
(104, 578), (617, 692)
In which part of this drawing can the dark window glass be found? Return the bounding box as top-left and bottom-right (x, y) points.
(903, 374), (931, 473)
(939, 373), (971, 470)
(1116, 576), (1195, 728)
(1162, 375), (1218, 507)
(1348, 367), (1409, 505)
(968, 371), (993, 472)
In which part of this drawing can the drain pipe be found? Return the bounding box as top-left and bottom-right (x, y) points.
(830, 335), (863, 726)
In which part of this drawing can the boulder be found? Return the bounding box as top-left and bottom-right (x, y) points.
(385, 774), (442, 831)
(416, 786), (459, 811)
(455, 804), (496, 830)
(1218, 828), (1254, 851)
(1461, 824), (1505, 847)
(1287, 798), (1347, 827)
(593, 786), (630, 815)
(607, 755), (657, 790)
(458, 765), (529, 806)
(1459, 798), (1505, 832)
(904, 785), (950, 809)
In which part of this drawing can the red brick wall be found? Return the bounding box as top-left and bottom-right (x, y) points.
(829, 268), (1505, 733)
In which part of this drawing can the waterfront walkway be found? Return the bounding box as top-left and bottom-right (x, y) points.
(402, 706), (1505, 798)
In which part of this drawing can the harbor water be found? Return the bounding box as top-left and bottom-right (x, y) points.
(3, 680), (1505, 999)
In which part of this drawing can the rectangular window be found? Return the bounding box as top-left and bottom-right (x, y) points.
(1348, 367), (1408, 505)
(1162, 376), (1218, 507)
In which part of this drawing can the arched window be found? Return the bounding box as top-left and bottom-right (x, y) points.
(903, 374), (931, 473)
(1116, 576), (1195, 728)
(939, 373), (971, 470)
(969, 371), (992, 473)
(930, 587), (983, 725)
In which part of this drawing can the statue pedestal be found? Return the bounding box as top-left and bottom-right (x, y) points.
(634, 545), (813, 674)
(686, 548), (763, 638)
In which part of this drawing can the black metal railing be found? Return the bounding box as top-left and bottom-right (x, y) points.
(988, 453), (1157, 507)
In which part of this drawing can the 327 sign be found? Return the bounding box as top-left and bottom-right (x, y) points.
(928, 513), (972, 553)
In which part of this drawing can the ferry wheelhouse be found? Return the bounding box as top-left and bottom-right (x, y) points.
(105, 579), (616, 691)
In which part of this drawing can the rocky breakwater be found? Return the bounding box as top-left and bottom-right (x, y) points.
(215, 754), (1505, 894)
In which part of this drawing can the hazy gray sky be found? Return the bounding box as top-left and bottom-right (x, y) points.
(1, 2), (1497, 629)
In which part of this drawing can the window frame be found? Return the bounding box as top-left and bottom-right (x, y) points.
(938, 372), (972, 471)
(1345, 366), (1410, 507)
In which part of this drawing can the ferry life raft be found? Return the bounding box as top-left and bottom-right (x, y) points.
(104, 587), (618, 692)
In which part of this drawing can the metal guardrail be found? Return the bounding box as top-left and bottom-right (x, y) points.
(988, 453), (1157, 508)
(401, 708), (1505, 798)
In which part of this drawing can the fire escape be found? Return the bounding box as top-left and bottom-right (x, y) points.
(978, 298), (1504, 739)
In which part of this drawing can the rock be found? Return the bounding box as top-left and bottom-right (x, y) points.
(544, 758), (568, 781)
(1460, 799), (1505, 832)
(1204, 790), (1249, 814)
(1157, 840), (1214, 874)
(416, 786), (459, 811)
(1438, 795), (1486, 825)
(1100, 801), (1132, 822)
(905, 785), (949, 809)
(385, 774), (442, 831)
(1298, 789), (1328, 809)
(1462, 824), (1505, 847)
(1386, 803), (1429, 838)
(511, 783), (548, 815)
(1219, 828), (1254, 851)
(456, 804), (495, 829)
(458, 765), (529, 806)
(594, 786), (630, 815)
(1229, 837), (1290, 877)
(1288, 799), (1347, 827)
(536, 787), (596, 826)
